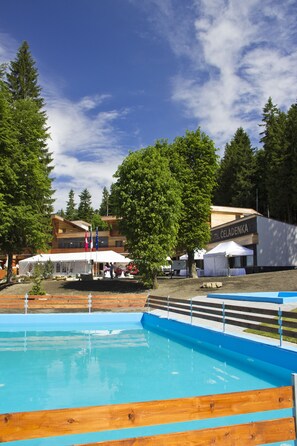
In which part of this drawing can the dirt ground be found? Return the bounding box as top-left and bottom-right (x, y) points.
(0, 269), (296, 299)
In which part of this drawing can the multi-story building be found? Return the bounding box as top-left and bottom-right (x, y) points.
(50, 214), (127, 254)
(0, 207), (259, 269)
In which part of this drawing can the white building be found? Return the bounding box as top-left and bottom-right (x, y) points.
(209, 215), (297, 272)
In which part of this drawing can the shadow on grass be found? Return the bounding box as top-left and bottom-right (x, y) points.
(60, 279), (148, 294)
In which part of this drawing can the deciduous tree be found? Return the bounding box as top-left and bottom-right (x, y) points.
(113, 144), (181, 288)
(170, 129), (218, 276)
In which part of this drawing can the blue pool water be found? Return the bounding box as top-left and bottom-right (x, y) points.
(0, 313), (296, 445)
(208, 291), (297, 303)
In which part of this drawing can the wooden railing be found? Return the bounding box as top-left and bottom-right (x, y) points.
(0, 382), (296, 445)
(0, 294), (147, 313)
(147, 294), (297, 345)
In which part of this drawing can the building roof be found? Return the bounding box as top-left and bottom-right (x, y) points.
(70, 220), (90, 231)
(211, 205), (260, 215)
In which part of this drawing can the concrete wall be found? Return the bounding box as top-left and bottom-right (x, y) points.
(257, 216), (297, 267)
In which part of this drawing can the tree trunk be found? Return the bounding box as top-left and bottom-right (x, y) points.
(152, 275), (159, 289)
(187, 250), (198, 279)
(6, 252), (13, 283)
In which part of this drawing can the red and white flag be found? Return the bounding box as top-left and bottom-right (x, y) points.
(84, 232), (89, 251)
(89, 227), (93, 251)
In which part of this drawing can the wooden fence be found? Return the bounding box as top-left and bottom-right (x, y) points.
(0, 294), (147, 313)
(0, 381), (296, 445)
(147, 294), (297, 345)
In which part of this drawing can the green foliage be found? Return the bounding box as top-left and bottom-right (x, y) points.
(170, 129), (218, 275)
(0, 42), (54, 282)
(99, 186), (110, 216)
(113, 144), (181, 288)
(99, 185), (117, 216)
(29, 263), (46, 295)
(43, 259), (54, 279)
(214, 128), (255, 208)
(91, 213), (108, 231)
(283, 102), (297, 223)
(259, 98), (289, 221)
(65, 189), (78, 220)
(77, 188), (94, 222)
(214, 98), (297, 224)
(6, 41), (43, 107)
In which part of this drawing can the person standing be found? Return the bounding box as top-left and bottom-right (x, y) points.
(110, 262), (114, 279)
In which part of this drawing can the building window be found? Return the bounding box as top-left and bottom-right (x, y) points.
(115, 240), (123, 247)
(98, 237), (108, 248)
(58, 238), (84, 249)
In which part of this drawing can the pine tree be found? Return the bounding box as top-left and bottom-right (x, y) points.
(65, 189), (78, 220)
(1, 42), (54, 282)
(284, 102), (297, 223)
(6, 41), (43, 107)
(0, 78), (19, 263)
(214, 128), (255, 209)
(99, 187), (110, 216)
(260, 98), (287, 220)
(77, 189), (94, 222)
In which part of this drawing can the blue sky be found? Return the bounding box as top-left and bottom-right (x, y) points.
(0, 0), (296, 212)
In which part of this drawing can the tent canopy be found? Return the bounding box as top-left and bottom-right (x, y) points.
(179, 249), (206, 260)
(19, 251), (132, 276)
(19, 251), (131, 265)
(205, 241), (253, 258)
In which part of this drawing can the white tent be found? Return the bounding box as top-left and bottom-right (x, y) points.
(204, 241), (253, 277)
(19, 251), (132, 277)
(179, 249), (206, 260)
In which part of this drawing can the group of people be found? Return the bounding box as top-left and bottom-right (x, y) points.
(104, 262), (122, 279)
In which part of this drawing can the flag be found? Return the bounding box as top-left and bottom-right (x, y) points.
(95, 227), (99, 251)
(84, 232), (89, 251)
(89, 226), (93, 251)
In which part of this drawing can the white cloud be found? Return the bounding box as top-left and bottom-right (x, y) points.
(0, 33), (18, 63)
(163, 0), (297, 152)
(45, 93), (128, 212)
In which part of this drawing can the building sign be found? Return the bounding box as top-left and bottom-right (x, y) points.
(211, 217), (257, 243)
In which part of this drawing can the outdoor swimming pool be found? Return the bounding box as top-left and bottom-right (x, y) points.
(208, 291), (297, 304)
(0, 313), (296, 445)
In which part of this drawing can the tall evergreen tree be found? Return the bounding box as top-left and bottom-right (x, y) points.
(259, 97), (287, 220)
(253, 148), (266, 214)
(284, 102), (297, 223)
(0, 78), (19, 264)
(214, 128), (255, 209)
(77, 188), (94, 222)
(1, 42), (54, 282)
(65, 189), (78, 220)
(6, 41), (43, 107)
(99, 187), (110, 216)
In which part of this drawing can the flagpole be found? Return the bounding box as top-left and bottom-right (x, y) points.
(95, 227), (99, 278)
(84, 231), (89, 273)
(89, 226), (93, 276)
